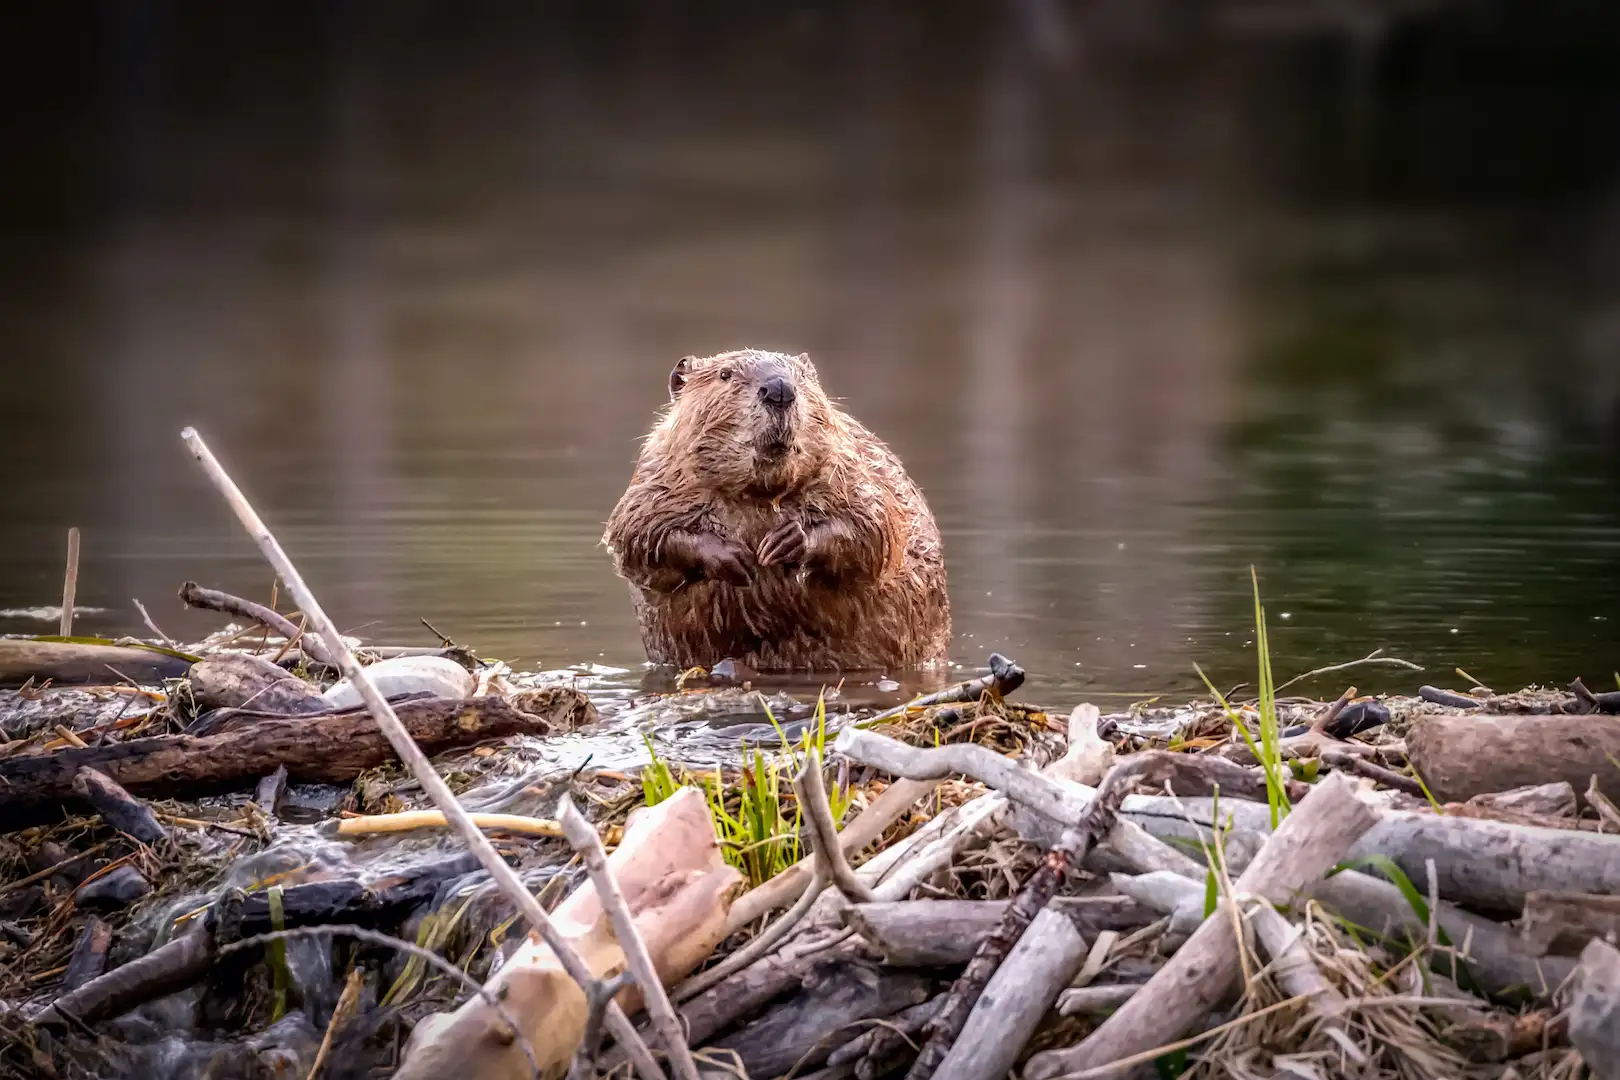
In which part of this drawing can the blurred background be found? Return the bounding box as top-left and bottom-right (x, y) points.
(1, 0), (1616, 701)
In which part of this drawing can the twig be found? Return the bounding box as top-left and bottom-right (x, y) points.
(858, 654), (1025, 728)
(177, 579), (336, 666)
(0, 842), (110, 897)
(180, 427), (660, 1080)
(793, 748), (875, 903)
(557, 794), (698, 1080)
(569, 971), (633, 1080)
(905, 759), (1153, 1080)
(1321, 751), (1426, 797)
(307, 965), (364, 1080)
(1419, 684), (1480, 709)
(60, 527), (80, 637)
(132, 598), (178, 650)
(1273, 649), (1421, 696)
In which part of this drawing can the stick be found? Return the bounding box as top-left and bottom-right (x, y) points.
(60, 527), (80, 637)
(675, 863), (828, 1003)
(558, 794), (698, 1080)
(858, 653), (1025, 728)
(178, 579), (336, 666)
(336, 810), (625, 843)
(1320, 751), (1426, 797)
(1023, 772), (1377, 1080)
(834, 728), (1075, 824)
(794, 748), (875, 903)
(72, 767), (168, 846)
(930, 906), (1088, 1080)
(307, 965), (364, 1080)
(905, 760), (1151, 1080)
(132, 598), (179, 650)
(724, 777), (935, 932)
(1272, 648), (1421, 695)
(179, 427), (657, 1080)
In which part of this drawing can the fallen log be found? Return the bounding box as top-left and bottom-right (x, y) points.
(1407, 713), (1620, 808)
(1024, 772), (1377, 1080)
(0, 691), (587, 823)
(396, 787), (743, 1080)
(0, 639), (195, 688)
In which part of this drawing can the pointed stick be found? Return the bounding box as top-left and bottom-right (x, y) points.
(179, 427), (662, 1080)
(60, 527), (80, 637)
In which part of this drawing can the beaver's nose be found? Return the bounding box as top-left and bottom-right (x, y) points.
(759, 376), (796, 408)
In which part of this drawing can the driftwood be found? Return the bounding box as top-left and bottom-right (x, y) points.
(708, 960), (939, 1079)
(673, 935), (869, 1052)
(1520, 891), (1620, 956)
(1570, 939), (1620, 1080)
(178, 580), (335, 665)
(828, 997), (944, 1080)
(0, 639), (195, 688)
(1465, 781), (1578, 818)
(0, 691), (585, 821)
(398, 787), (743, 1080)
(187, 652), (327, 715)
(72, 767), (168, 846)
(1046, 703), (1113, 786)
(60, 915), (113, 992)
(37, 923), (217, 1027)
(843, 897), (1155, 967)
(1024, 772), (1376, 1080)
(906, 759), (1160, 1080)
(929, 906), (1087, 1080)
(1407, 713), (1620, 808)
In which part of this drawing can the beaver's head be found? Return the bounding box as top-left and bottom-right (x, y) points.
(658, 349), (836, 495)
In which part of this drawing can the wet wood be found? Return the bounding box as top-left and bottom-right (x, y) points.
(60, 916), (112, 993)
(187, 652), (326, 715)
(38, 925), (216, 1027)
(1024, 772), (1376, 1080)
(0, 639), (195, 688)
(0, 690), (589, 823)
(1407, 713), (1620, 808)
(72, 767), (168, 846)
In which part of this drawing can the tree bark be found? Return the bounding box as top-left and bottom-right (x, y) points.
(0, 691), (588, 822)
(1407, 713), (1620, 809)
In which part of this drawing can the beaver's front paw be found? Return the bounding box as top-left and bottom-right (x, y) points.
(757, 518), (809, 568)
(692, 534), (755, 586)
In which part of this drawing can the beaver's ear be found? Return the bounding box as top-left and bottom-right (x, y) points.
(669, 357), (694, 401)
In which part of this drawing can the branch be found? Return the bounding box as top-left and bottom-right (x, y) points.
(180, 427), (659, 1080)
(558, 794), (697, 1080)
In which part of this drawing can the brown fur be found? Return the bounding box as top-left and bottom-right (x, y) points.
(603, 350), (950, 672)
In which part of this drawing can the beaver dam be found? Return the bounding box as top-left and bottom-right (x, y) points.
(4, 557), (1620, 1080)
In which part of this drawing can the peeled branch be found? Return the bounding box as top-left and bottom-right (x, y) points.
(396, 786), (743, 1080)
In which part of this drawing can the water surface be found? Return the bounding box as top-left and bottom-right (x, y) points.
(2, 3), (1616, 704)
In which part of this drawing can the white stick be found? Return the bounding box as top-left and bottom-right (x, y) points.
(557, 796), (700, 1080)
(179, 427), (660, 1080)
(61, 527), (80, 637)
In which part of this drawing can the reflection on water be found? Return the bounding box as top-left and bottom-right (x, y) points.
(1, 2), (1616, 703)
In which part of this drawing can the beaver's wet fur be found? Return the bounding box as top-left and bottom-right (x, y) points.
(603, 349), (950, 672)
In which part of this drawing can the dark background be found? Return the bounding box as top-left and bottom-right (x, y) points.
(2, 0), (1617, 700)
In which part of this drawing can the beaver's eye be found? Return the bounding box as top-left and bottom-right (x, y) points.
(719, 369), (733, 382)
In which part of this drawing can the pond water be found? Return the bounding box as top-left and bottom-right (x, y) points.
(2, 3), (1617, 706)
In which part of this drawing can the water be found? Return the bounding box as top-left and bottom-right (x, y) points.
(2, 3), (1617, 706)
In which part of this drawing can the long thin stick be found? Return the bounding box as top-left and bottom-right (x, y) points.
(1273, 649), (1421, 696)
(60, 527), (80, 637)
(557, 794), (701, 1080)
(180, 427), (661, 1080)
(793, 748), (875, 903)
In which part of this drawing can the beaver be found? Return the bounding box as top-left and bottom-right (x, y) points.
(603, 349), (951, 673)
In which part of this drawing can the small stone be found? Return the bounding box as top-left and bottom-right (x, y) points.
(74, 865), (152, 911)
